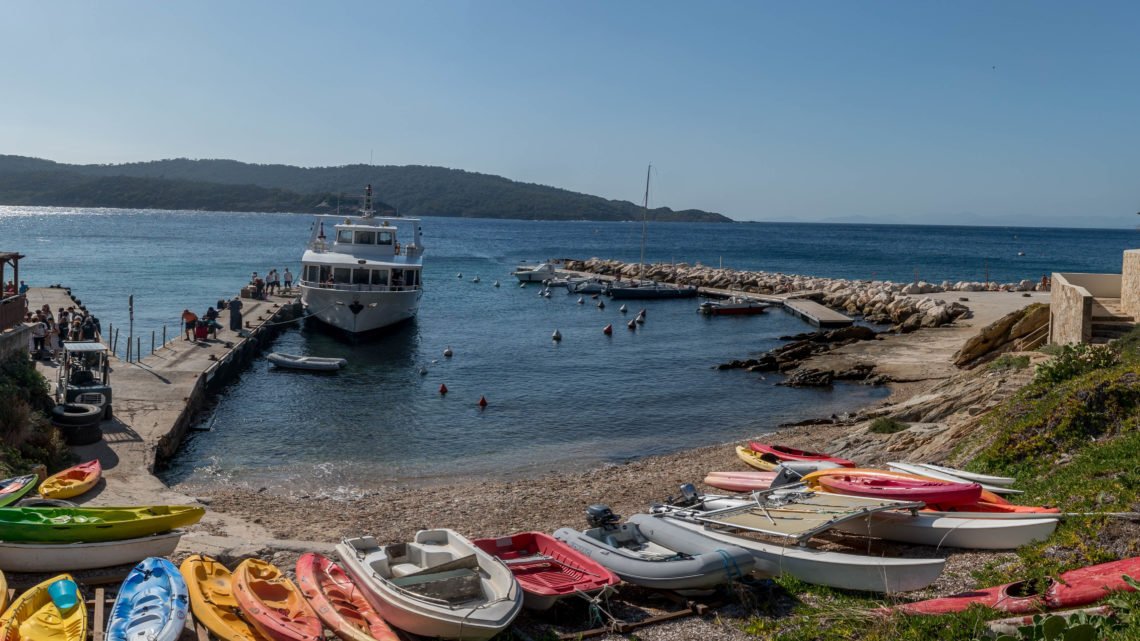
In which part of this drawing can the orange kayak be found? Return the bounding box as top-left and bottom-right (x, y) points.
(801, 468), (1058, 513)
(39, 461), (102, 499)
(295, 553), (397, 641)
(234, 559), (322, 641)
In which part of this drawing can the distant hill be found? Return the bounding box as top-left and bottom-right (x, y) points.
(0, 155), (732, 222)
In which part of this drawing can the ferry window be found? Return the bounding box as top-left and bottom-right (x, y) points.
(408, 271), (418, 286)
(305, 266), (319, 282)
(377, 231), (394, 245)
(333, 267), (351, 283)
(318, 266), (331, 283)
(337, 229), (353, 243)
(371, 270), (389, 285)
(354, 231), (376, 244)
(352, 268), (370, 284)
(391, 269), (404, 286)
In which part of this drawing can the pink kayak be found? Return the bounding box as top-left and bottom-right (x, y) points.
(813, 473), (982, 507)
(703, 471), (778, 493)
(749, 442), (856, 467)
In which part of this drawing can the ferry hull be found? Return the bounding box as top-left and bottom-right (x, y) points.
(300, 286), (422, 336)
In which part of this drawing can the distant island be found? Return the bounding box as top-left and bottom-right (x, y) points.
(0, 155), (732, 223)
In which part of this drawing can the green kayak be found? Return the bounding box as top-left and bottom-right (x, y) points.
(0, 505), (205, 542)
(0, 475), (39, 507)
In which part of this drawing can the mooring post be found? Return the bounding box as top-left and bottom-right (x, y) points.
(125, 337), (131, 362)
(151, 330), (155, 354)
(113, 328), (119, 354)
(136, 337), (140, 362)
(162, 325), (166, 347)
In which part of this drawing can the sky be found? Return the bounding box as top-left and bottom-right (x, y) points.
(1, 1), (1138, 226)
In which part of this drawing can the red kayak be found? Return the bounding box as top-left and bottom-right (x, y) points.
(472, 531), (619, 610)
(295, 553), (397, 641)
(703, 471), (778, 493)
(813, 473), (981, 507)
(888, 556), (1140, 615)
(749, 442), (856, 468)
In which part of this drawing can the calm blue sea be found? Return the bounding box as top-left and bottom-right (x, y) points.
(2, 207), (1134, 494)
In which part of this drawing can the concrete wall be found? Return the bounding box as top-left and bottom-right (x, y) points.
(0, 325), (31, 361)
(1050, 273), (1094, 345)
(1123, 250), (1140, 319)
(1057, 272), (1121, 298)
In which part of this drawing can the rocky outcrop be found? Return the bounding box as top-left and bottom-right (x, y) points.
(953, 303), (1049, 369)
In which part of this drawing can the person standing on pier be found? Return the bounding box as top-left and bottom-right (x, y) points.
(229, 296), (243, 332)
(283, 267), (293, 292)
(182, 309), (198, 342)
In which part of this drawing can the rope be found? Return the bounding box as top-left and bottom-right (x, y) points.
(573, 585), (619, 630)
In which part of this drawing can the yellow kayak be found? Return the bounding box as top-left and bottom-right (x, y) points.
(0, 569), (6, 614)
(180, 555), (266, 641)
(735, 445), (781, 471)
(39, 461), (102, 500)
(0, 574), (86, 641)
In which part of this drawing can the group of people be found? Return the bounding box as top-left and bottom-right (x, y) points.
(2, 280), (28, 299)
(249, 268), (293, 300)
(182, 296), (244, 343)
(26, 304), (101, 359)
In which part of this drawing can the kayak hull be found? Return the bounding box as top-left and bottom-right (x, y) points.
(749, 442), (856, 467)
(180, 555), (264, 641)
(234, 559), (322, 641)
(296, 553), (398, 641)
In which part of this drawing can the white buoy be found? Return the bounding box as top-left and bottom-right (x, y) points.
(473, 276), (480, 282)
(636, 314), (645, 324)
(577, 297), (585, 304)
(628, 319), (636, 330)
(544, 291), (551, 298)
(520, 283), (526, 288)
(457, 273), (462, 278)
(552, 329), (562, 341)
(597, 300), (605, 309)
(444, 346), (453, 358)
(419, 366), (428, 376)
(432, 359), (439, 364)
(493, 280), (500, 287)
(1017, 252), (1025, 256)
(620, 305), (628, 313)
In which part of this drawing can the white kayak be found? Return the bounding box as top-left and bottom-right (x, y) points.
(0, 530), (183, 572)
(910, 462), (1016, 487)
(887, 461), (1023, 495)
(267, 352), (347, 371)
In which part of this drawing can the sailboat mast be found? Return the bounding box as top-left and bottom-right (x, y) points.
(641, 164), (650, 280)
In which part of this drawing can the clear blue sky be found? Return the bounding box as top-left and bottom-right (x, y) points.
(2, 1), (1137, 226)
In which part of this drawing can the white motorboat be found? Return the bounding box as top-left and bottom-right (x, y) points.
(513, 262), (557, 282)
(336, 529), (522, 641)
(267, 352), (347, 371)
(566, 277), (607, 294)
(698, 297), (769, 315)
(300, 185), (424, 336)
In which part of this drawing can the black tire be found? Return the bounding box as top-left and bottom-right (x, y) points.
(58, 422), (103, 446)
(15, 498), (76, 508)
(103, 404), (113, 420)
(51, 403), (102, 426)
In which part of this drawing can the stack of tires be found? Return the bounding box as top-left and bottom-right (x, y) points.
(50, 403), (103, 445)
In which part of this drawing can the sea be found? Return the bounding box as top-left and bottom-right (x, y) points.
(2, 206), (1135, 496)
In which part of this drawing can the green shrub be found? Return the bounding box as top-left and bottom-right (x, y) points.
(869, 417), (908, 434)
(1034, 344), (1120, 384)
(989, 354), (1030, 372)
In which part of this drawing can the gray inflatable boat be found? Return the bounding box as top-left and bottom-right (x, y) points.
(552, 506), (755, 591)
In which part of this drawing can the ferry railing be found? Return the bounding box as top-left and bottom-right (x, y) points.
(298, 280), (421, 293)
(0, 294), (27, 333)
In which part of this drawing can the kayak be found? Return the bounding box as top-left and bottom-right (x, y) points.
(0, 505), (204, 543)
(809, 472), (982, 507)
(0, 568), (5, 614)
(0, 475), (38, 507)
(295, 553), (397, 641)
(233, 558), (322, 641)
(106, 558), (189, 641)
(0, 574), (86, 641)
(888, 555), (1140, 615)
(909, 462), (1016, 487)
(802, 469), (1056, 513)
(180, 555), (265, 641)
(39, 461), (102, 500)
(736, 446), (780, 471)
(749, 442), (856, 467)
(472, 531), (620, 610)
(703, 471), (778, 493)
(888, 461), (1022, 495)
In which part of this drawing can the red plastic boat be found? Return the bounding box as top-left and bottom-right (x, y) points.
(703, 471), (778, 493)
(889, 556), (1140, 615)
(749, 442), (856, 468)
(471, 531), (619, 610)
(812, 473), (982, 507)
(295, 553), (397, 641)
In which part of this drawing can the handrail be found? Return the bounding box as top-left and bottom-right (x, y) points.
(298, 280), (420, 293)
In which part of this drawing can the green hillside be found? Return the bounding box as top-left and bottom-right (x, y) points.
(0, 155), (731, 222)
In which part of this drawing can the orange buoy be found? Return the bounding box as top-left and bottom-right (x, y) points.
(477, 396), (488, 407)
(603, 324), (613, 335)
(439, 384), (448, 395)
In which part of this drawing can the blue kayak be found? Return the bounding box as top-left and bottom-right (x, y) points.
(106, 558), (189, 641)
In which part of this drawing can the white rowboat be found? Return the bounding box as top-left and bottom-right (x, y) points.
(267, 353), (347, 371)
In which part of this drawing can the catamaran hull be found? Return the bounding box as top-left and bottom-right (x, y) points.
(301, 286), (421, 335)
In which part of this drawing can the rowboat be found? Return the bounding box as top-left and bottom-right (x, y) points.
(0, 575), (86, 641)
(887, 555), (1140, 615)
(0, 530), (184, 572)
(472, 531), (619, 610)
(268, 353), (347, 371)
(39, 461), (102, 500)
(907, 462), (1016, 487)
(233, 559), (322, 641)
(749, 442), (857, 467)
(106, 558), (189, 641)
(0, 475), (38, 507)
(180, 555), (265, 641)
(806, 471), (982, 507)
(698, 298), (769, 315)
(553, 507), (755, 591)
(703, 471), (777, 493)
(0, 505), (204, 542)
(887, 461), (1022, 495)
(336, 529), (522, 640)
(295, 553), (398, 641)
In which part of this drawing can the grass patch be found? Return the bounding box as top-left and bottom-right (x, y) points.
(988, 354), (1030, 372)
(868, 417), (908, 434)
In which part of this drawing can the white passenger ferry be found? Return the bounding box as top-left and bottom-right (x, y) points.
(299, 185), (423, 336)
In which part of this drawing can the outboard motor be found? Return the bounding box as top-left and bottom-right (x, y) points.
(586, 505), (621, 529)
(769, 460), (845, 488)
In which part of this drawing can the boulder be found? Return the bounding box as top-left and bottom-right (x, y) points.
(779, 368), (834, 387)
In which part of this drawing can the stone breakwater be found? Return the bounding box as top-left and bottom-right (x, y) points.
(563, 258), (1034, 332)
